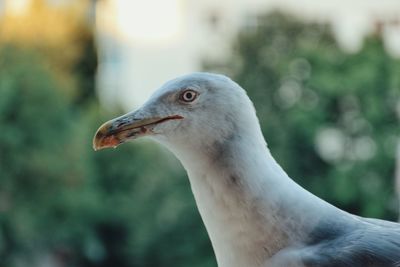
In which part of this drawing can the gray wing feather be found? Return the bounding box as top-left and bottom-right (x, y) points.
(302, 220), (400, 267)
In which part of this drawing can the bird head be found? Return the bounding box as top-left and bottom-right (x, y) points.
(93, 73), (261, 157)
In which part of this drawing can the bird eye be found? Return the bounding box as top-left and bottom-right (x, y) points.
(180, 90), (198, 103)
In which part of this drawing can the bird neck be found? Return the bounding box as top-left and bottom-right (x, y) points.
(169, 131), (335, 267)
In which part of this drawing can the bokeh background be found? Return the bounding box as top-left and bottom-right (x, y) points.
(0, 0), (400, 266)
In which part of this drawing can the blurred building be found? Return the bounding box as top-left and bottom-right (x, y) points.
(94, 0), (400, 109)
(2, 0), (398, 108)
(0, 0), (98, 104)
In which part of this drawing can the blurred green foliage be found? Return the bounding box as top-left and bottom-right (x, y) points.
(0, 44), (213, 267)
(0, 36), (213, 267)
(0, 10), (399, 267)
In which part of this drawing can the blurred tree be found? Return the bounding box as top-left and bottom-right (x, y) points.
(205, 12), (400, 220)
(0, 45), (215, 267)
(0, 45), (93, 266)
(0, 0), (98, 106)
(0, 1), (215, 266)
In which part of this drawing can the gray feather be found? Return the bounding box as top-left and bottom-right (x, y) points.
(303, 218), (400, 267)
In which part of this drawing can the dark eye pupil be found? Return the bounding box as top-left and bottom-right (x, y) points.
(181, 90), (197, 102)
(185, 92), (193, 99)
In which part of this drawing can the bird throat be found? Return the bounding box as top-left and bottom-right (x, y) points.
(173, 136), (319, 267)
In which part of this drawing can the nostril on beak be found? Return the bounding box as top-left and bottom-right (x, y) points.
(116, 121), (126, 128)
(114, 117), (140, 129)
(114, 118), (132, 129)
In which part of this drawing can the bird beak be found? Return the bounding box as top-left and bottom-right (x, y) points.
(93, 112), (184, 151)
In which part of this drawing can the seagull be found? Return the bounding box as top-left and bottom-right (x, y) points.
(93, 73), (400, 267)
